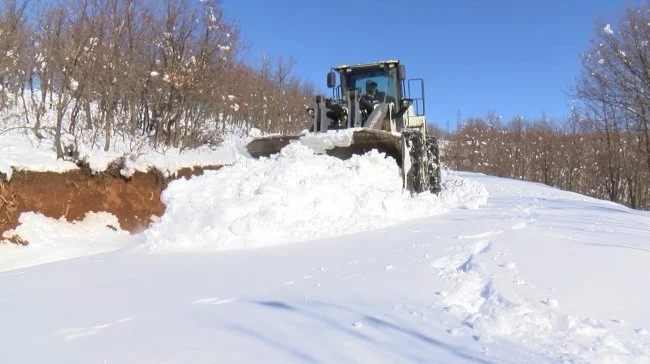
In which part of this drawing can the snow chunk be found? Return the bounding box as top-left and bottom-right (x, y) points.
(296, 129), (357, 154)
(604, 24), (614, 35)
(119, 154), (137, 179)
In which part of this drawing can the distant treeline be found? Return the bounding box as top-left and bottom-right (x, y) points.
(0, 0), (314, 156)
(441, 2), (650, 210)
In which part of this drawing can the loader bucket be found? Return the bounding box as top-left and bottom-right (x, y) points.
(244, 128), (441, 194)
(245, 134), (301, 159)
(325, 129), (403, 166)
(245, 129), (403, 165)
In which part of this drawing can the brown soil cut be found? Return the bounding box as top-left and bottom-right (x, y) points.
(0, 166), (221, 243)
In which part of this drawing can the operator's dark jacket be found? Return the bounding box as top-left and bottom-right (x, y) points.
(360, 91), (386, 115)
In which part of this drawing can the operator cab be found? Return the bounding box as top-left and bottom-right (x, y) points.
(312, 59), (425, 133)
(340, 67), (398, 103)
(329, 60), (403, 106)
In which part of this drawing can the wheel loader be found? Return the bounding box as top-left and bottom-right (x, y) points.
(245, 59), (441, 194)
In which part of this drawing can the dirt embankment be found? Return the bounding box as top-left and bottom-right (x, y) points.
(0, 166), (221, 243)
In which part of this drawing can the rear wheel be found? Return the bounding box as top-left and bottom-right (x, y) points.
(402, 130), (441, 194)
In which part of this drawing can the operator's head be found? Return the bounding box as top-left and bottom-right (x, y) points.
(366, 80), (377, 95)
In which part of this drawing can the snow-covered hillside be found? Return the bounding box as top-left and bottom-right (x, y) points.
(1, 129), (649, 363)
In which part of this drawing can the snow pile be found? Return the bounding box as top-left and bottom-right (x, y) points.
(144, 142), (488, 252)
(0, 212), (131, 272)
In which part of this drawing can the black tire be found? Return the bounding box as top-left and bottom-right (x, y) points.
(402, 130), (441, 194)
(425, 136), (442, 194)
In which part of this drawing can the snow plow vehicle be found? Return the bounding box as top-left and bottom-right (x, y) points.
(246, 59), (441, 194)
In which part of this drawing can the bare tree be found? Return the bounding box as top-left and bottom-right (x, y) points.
(1, 0), (314, 159)
(0, 0), (28, 109)
(572, 1), (650, 208)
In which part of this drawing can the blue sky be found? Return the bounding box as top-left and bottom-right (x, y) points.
(221, 0), (637, 130)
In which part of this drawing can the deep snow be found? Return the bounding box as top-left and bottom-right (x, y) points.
(1, 128), (650, 363)
(143, 142), (487, 252)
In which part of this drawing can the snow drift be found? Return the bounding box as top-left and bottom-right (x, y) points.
(143, 142), (488, 252)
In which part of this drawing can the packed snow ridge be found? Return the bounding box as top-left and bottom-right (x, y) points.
(143, 141), (487, 252)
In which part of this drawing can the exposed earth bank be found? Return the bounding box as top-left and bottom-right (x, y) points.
(0, 166), (221, 244)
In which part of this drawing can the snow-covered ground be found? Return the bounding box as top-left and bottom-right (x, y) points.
(0, 122), (245, 181)
(1, 128), (650, 363)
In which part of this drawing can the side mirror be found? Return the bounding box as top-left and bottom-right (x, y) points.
(398, 65), (406, 81)
(327, 71), (336, 88)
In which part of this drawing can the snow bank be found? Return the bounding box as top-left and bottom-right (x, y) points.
(143, 142), (488, 252)
(0, 132), (79, 180)
(0, 212), (132, 272)
(0, 126), (247, 181)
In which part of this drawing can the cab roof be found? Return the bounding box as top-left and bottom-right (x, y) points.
(334, 59), (400, 71)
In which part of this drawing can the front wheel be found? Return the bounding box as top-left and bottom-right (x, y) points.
(402, 130), (441, 194)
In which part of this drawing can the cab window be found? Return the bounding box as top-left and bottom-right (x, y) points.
(348, 72), (396, 99)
